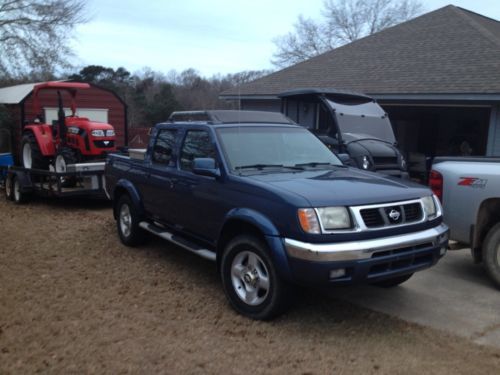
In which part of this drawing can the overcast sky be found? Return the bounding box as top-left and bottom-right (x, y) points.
(71, 0), (500, 77)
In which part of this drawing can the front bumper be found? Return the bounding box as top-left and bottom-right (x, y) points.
(283, 223), (449, 285)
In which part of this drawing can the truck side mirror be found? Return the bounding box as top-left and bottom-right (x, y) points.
(192, 158), (220, 178)
(338, 153), (351, 163)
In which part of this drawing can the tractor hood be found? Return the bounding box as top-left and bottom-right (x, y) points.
(65, 117), (114, 131)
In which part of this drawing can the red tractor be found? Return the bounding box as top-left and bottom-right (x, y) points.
(21, 82), (117, 172)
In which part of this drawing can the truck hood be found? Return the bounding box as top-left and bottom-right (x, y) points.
(246, 167), (429, 207)
(343, 134), (398, 158)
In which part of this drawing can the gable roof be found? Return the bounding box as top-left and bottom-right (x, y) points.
(222, 5), (500, 98)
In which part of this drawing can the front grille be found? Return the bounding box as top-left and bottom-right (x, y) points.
(373, 157), (398, 165)
(359, 201), (424, 228)
(94, 140), (115, 148)
(360, 208), (385, 227)
(403, 203), (422, 222)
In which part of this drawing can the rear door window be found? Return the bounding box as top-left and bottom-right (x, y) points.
(152, 129), (176, 165)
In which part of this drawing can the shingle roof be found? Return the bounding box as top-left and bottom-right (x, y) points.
(222, 5), (500, 97)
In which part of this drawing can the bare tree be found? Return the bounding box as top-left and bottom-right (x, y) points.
(0, 0), (87, 80)
(272, 0), (423, 68)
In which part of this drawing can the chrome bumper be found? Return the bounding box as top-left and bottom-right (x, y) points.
(284, 223), (449, 262)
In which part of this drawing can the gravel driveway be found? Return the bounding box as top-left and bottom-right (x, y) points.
(1, 197), (499, 374)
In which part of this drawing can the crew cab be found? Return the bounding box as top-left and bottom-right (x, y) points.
(430, 157), (500, 288)
(105, 110), (448, 319)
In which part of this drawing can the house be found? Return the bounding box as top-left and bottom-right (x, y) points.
(0, 81), (128, 161)
(221, 5), (500, 159)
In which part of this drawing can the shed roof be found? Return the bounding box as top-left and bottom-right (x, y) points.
(221, 5), (500, 98)
(0, 82), (42, 104)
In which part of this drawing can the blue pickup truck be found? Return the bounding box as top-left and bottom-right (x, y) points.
(105, 110), (449, 319)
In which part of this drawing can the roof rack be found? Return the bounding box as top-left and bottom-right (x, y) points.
(168, 110), (295, 125)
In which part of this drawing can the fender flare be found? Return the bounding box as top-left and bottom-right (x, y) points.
(23, 125), (56, 156)
(220, 208), (292, 281)
(112, 179), (145, 219)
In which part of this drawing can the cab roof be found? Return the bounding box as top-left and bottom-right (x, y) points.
(167, 110), (295, 125)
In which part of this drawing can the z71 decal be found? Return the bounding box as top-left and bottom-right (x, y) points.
(458, 177), (488, 189)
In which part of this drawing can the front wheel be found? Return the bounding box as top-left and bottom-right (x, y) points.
(220, 235), (290, 320)
(116, 194), (146, 246)
(372, 273), (413, 288)
(483, 223), (500, 289)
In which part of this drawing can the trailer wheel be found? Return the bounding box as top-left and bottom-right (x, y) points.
(4, 174), (14, 201)
(116, 194), (146, 246)
(21, 133), (48, 170)
(483, 223), (500, 289)
(12, 176), (28, 204)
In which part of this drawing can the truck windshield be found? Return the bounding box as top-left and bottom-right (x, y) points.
(326, 99), (396, 143)
(216, 126), (342, 171)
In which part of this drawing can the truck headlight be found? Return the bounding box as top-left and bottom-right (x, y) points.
(298, 207), (352, 234)
(91, 129), (105, 137)
(298, 208), (321, 234)
(317, 207), (351, 230)
(422, 195), (440, 219)
(106, 129), (115, 137)
(361, 156), (371, 170)
(400, 155), (407, 170)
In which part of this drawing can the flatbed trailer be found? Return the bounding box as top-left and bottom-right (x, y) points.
(2, 162), (108, 203)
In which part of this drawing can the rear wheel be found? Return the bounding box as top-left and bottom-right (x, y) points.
(116, 194), (146, 246)
(483, 223), (500, 289)
(372, 273), (413, 287)
(4, 174), (14, 201)
(21, 133), (48, 169)
(220, 235), (290, 320)
(12, 176), (28, 204)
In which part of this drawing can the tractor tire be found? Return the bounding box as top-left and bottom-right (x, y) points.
(21, 132), (49, 170)
(55, 147), (79, 188)
(482, 223), (500, 289)
(55, 147), (78, 173)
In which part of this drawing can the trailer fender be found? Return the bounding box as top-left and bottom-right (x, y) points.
(112, 179), (145, 219)
(23, 125), (56, 156)
(8, 170), (33, 192)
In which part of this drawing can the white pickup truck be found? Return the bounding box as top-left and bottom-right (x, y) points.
(430, 157), (500, 288)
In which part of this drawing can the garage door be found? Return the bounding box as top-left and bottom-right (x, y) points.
(44, 107), (109, 124)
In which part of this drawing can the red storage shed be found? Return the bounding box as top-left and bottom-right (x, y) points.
(0, 81), (127, 163)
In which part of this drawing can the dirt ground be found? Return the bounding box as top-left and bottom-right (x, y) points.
(1, 197), (500, 374)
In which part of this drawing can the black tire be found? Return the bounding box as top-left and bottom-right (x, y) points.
(116, 194), (146, 246)
(482, 223), (500, 289)
(20, 132), (49, 169)
(5, 174), (14, 201)
(12, 176), (29, 204)
(220, 235), (290, 320)
(372, 273), (413, 288)
(55, 147), (79, 187)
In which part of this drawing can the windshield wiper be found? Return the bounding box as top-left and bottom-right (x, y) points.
(294, 162), (346, 168)
(235, 164), (303, 171)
